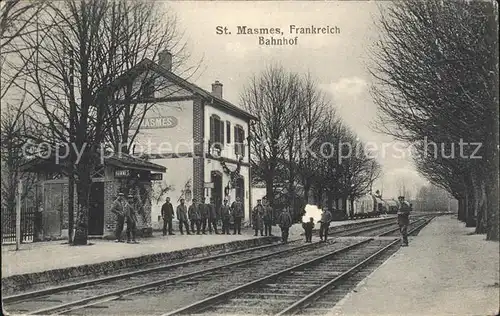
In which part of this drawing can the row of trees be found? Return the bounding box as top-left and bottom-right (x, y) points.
(1, 0), (197, 244)
(372, 0), (499, 240)
(416, 184), (456, 213)
(242, 65), (381, 215)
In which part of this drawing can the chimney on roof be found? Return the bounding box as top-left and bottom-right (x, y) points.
(211, 80), (223, 99)
(158, 50), (172, 71)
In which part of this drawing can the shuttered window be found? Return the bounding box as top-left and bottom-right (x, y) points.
(209, 115), (224, 151)
(226, 121), (231, 143)
(234, 125), (245, 157)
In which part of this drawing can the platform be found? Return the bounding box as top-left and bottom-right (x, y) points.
(328, 215), (500, 316)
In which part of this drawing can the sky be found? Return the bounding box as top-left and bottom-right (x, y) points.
(167, 0), (428, 199)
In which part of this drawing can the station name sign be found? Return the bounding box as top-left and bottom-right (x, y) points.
(114, 169), (130, 178)
(151, 173), (163, 181)
(141, 116), (178, 129)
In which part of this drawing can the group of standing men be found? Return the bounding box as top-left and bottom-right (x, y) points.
(161, 196), (245, 236)
(252, 199), (295, 243)
(111, 192), (140, 243)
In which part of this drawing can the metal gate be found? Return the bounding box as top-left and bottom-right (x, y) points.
(1, 206), (35, 244)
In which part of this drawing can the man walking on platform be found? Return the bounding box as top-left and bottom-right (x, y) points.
(263, 198), (273, 236)
(231, 197), (244, 235)
(125, 194), (139, 243)
(220, 199), (231, 234)
(207, 197), (219, 234)
(278, 207), (293, 243)
(161, 197), (175, 236)
(252, 199), (264, 236)
(318, 206), (332, 242)
(188, 199), (202, 234)
(176, 199), (191, 235)
(397, 196), (411, 246)
(111, 192), (127, 242)
(199, 197), (209, 234)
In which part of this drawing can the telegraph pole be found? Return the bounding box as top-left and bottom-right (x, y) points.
(16, 180), (23, 251)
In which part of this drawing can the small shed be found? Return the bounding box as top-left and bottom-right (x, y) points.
(20, 153), (166, 239)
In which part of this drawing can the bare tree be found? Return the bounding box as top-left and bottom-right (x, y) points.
(370, 0), (498, 240)
(241, 64), (300, 208)
(15, 0), (193, 245)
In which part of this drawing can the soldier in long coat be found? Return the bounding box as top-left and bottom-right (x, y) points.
(207, 197), (219, 234)
(220, 199), (231, 235)
(263, 199), (274, 236)
(252, 199), (265, 236)
(199, 197), (209, 234)
(278, 207), (293, 243)
(125, 195), (139, 243)
(231, 197), (244, 235)
(188, 199), (202, 234)
(176, 199), (190, 235)
(397, 196), (411, 246)
(110, 193), (127, 242)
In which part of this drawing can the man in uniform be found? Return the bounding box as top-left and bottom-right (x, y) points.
(252, 199), (265, 236)
(231, 197), (244, 235)
(125, 194), (139, 243)
(263, 198), (273, 236)
(110, 192), (127, 242)
(302, 217), (315, 243)
(397, 196), (411, 246)
(188, 199), (202, 234)
(161, 197), (175, 236)
(220, 199), (231, 235)
(176, 198), (190, 235)
(278, 207), (293, 243)
(207, 197), (219, 234)
(199, 197), (209, 234)
(318, 206), (332, 242)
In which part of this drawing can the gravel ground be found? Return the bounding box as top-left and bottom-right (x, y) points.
(64, 239), (362, 315)
(327, 215), (500, 316)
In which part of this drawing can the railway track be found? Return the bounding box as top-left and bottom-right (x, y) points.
(3, 216), (433, 315)
(161, 218), (433, 316)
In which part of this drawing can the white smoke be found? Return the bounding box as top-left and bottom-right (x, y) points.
(302, 204), (322, 228)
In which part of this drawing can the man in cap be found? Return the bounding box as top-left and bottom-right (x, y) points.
(252, 199), (264, 236)
(278, 206), (293, 243)
(199, 197), (209, 234)
(397, 196), (411, 246)
(125, 194), (139, 243)
(110, 192), (127, 242)
(231, 197), (244, 235)
(188, 198), (202, 234)
(207, 197), (219, 234)
(161, 197), (175, 236)
(176, 198), (190, 235)
(220, 198), (231, 234)
(262, 198), (274, 236)
(318, 205), (332, 242)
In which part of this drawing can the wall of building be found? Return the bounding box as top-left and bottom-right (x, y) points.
(148, 157), (194, 223)
(204, 103), (250, 164)
(133, 99), (194, 155)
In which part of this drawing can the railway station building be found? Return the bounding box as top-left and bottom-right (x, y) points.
(120, 51), (258, 223)
(20, 153), (166, 240)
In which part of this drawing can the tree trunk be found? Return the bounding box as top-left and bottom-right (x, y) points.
(349, 198), (355, 219)
(465, 184), (476, 228)
(265, 173), (274, 209)
(475, 180), (487, 234)
(458, 197), (465, 222)
(73, 165), (92, 246)
(304, 183), (311, 205)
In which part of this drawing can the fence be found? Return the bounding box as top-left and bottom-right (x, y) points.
(1, 206), (36, 244)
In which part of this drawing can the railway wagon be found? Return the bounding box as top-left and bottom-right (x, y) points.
(384, 199), (399, 214)
(353, 194), (385, 218)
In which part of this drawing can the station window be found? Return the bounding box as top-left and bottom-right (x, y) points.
(209, 114), (224, 151)
(234, 125), (245, 157)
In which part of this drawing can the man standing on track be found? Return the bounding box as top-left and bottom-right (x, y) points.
(188, 199), (202, 234)
(263, 198), (274, 236)
(318, 206), (332, 242)
(176, 198), (191, 235)
(161, 197), (175, 236)
(397, 196), (411, 246)
(220, 199), (231, 235)
(252, 199), (264, 236)
(278, 207), (293, 243)
(231, 197), (244, 235)
(111, 192), (127, 242)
